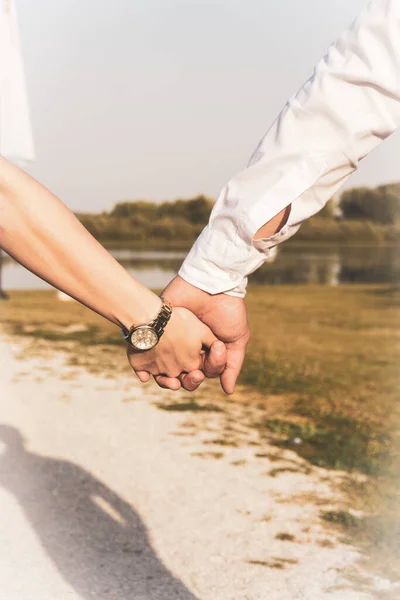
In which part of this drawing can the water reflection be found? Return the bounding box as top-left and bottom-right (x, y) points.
(0, 250), (185, 291)
(1, 245), (399, 291)
(252, 245), (400, 286)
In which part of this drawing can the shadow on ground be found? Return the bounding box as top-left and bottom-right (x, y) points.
(0, 425), (198, 600)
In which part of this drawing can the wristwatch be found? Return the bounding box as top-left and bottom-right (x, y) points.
(121, 297), (173, 351)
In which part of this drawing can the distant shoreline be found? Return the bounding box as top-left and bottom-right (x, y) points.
(77, 186), (400, 250)
(96, 225), (400, 252)
(98, 239), (400, 251)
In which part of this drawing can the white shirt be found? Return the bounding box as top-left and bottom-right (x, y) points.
(179, 0), (400, 297)
(0, 0), (35, 162)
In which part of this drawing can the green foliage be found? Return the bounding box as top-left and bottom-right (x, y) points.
(149, 217), (197, 241)
(321, 510), (358, 528)
(259, 414), (390, 474)
(110, 201), (158, 219)
(77, 184), (400, 247)
(156, 401), (224, 412)
(157, 195), (214, 224)
(340, 185), (400, 224)
(291, 219), (398, 244)
(79, 195), (213, 247)
(313, 198), (338, 219)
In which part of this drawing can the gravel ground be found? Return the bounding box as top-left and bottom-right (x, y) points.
(0, 336), (398, 600)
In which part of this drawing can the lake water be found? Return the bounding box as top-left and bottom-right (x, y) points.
(1, 245), (399, 291)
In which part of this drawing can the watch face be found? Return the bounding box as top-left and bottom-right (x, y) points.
(129, 326), (158, 350)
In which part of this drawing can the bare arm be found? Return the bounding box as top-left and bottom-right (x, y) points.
(0, 157), (225, 383)
(0, 157), (160, 326)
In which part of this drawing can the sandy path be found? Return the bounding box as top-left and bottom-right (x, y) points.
(0, 336), (396, 600)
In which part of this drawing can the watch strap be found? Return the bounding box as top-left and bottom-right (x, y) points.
(121, 296), (172, 342)
(148, 296), (172, 338)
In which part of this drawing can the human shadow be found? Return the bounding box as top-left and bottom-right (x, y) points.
(0, 425), (198, 599)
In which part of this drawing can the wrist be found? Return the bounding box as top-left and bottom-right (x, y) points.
(121, 295), (173, 351)
(163, 275), (212, 314)
(113, 287), (162, 331)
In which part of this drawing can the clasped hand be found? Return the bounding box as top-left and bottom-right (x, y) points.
(128, 276), (250, 394)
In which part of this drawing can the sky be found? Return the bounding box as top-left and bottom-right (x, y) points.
(15, 0), (400, 212)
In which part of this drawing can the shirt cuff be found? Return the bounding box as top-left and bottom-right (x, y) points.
(222, 223), (301, 296)
(179, 214), (303, 298)
(180, 152), (328, 297)
(179, 225), (269, 297)
(252, 222), (301, 253)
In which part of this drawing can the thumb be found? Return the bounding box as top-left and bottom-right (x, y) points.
(220, 345), (246, 395)
(203, 340), (226, 379)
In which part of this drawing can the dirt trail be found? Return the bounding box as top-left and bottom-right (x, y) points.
(0, 336), (397, 600)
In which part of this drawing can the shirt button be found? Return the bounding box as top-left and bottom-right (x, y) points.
(229, 272), (239, 281)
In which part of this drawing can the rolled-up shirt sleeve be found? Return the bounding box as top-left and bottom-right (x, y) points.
(179, 0), (400, 297)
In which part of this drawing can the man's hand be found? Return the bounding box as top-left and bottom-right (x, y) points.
(159, 276), (250, 394)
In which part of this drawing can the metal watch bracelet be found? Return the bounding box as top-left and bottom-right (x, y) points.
(121, 296), (173, 343)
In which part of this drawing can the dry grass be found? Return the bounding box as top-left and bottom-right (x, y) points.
(243, 284), (400, 475)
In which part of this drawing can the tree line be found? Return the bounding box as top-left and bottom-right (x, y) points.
(77, 184), (400, 247)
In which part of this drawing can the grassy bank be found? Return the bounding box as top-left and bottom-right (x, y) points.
(244, 286), (400, 473)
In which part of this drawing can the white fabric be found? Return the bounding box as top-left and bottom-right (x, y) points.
(179, 0), (400, 297)
(0, 0), (34, 161)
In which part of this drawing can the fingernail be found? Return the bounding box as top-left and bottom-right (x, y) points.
(192, 377), (202, 385)
(214, 341), (224, 354)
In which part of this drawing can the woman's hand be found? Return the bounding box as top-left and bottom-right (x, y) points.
(127, 307), (226, 391)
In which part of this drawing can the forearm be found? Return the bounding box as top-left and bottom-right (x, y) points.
(0, 157), (160, 327)
(254, 206), (290, 240)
